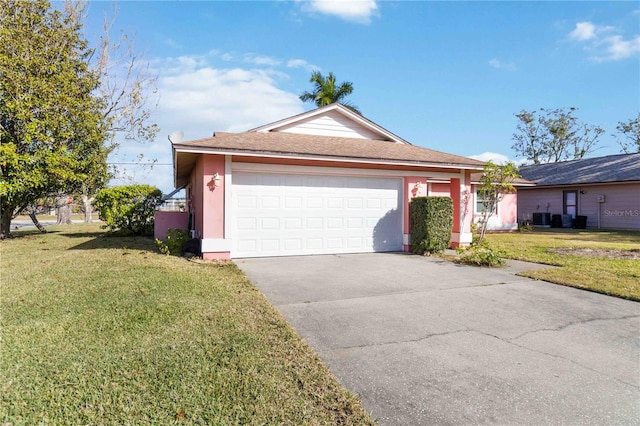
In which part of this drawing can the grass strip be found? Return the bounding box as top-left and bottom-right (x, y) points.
(1, 224), (375, 425)
(486, 229), (640, 301)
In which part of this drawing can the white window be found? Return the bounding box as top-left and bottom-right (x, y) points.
(475, 188), (497, 215)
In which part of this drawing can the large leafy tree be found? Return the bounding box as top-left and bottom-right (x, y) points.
(299, 71), (360, 114)
(614, 114), (640, 154)
(512, 108), (604, 164)
(0, 0), (109, 238)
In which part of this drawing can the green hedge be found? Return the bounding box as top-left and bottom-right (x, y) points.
(94, 184), (163, 236)
(409, 196), (453, 254)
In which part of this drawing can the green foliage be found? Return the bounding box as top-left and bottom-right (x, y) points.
(410, 196), (453, 254)
(476, 161), (520, 245)
(456, 242), (505, 267)
(0, 0), (109, 238)
(299, 71), (360, 114)
(94, 185), (162, 236)
(512, 107), (604, 164)
(155, 228), (190, 256)
(614, 113), (640, 154)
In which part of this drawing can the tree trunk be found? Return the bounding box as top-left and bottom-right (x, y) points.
(0, 208), (13, 239)
(55, 196), (72, 225)
(28, 211), (48, 233)
(82, 195), (94, 223)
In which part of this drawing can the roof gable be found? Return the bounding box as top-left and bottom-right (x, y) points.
(248, 103), (410, 144)
(519, 153), (640, 186)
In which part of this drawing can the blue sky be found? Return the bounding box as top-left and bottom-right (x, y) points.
(80, 1), (640, 193)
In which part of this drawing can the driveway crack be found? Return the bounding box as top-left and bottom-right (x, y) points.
(509, 314), (640, 341)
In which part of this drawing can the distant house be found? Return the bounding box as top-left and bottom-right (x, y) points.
(517, 153), (640, 231)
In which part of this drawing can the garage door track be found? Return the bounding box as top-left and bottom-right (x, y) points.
(236, 253), (640, 425)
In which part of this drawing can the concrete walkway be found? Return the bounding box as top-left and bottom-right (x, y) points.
(236, 253), (640, 425)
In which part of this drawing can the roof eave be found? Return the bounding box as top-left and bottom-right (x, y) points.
(173, 145), (485, 171)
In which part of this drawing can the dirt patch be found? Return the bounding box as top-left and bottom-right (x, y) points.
(548, 248), (640, 260)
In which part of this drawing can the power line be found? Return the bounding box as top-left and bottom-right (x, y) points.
(108, 162), (172, 165)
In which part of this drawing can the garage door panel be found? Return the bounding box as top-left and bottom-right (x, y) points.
(232, 171), (402, 257)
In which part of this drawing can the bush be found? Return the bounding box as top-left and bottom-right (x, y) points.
(456, 242), (505, 267)
(156, 228), (190, 256)
(410, 196), (453, 255)
(94, 184), (162, 236)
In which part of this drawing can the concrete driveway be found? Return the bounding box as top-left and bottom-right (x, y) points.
(236, 253), (640, 425)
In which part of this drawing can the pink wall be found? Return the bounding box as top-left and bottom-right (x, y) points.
(200, 155), (226, 240)
(499, 193), (518, 226)
(189, 155), (228, 260)
(429, 183), (450, 196)
(154, 211), (188, 240)
(189, 155), (226, 240)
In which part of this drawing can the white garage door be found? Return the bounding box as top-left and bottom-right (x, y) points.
(232, 171), (403, 258)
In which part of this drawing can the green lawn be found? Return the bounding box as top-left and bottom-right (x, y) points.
(0, 224), (375, 425)
(485, 228), (640, 301)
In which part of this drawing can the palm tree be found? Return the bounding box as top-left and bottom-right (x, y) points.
(299, 71), (360, 114)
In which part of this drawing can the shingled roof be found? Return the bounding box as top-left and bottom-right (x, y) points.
(173, 131), (485, 168)
(518, 153), (640, 186)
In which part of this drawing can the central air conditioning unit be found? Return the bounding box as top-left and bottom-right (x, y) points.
(532, 212), (551, 227)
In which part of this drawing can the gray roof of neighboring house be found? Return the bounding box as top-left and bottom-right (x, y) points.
(518, 153), (640, 186)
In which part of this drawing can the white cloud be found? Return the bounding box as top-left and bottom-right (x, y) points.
(569, 21), (597, 41)
(159, 66), (303, 135)
(287, 58), (320, 71)
(111, 55), (305, 192)
(469, 152), (527, 166)
(599, 35), (640, 61)
(567, 20), (638, 62)
(244, 54), (282, 66)
(488, 58), (516, 71)
(304, 0), (379, 24)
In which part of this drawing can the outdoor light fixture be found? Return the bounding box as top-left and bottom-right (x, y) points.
(209, 173), (222, 190)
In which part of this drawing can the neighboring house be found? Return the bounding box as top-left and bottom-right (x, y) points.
(517, 153), (640, 231)
(162, 104), (487, 260)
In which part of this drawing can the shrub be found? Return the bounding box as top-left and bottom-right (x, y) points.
(156, 228), (190, 256)
(456, 242), (505, 267)
(94, 184), (162, 236)
(410, 196), (453, 255)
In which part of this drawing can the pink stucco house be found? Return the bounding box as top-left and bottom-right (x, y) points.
(160, 104), (521, 260)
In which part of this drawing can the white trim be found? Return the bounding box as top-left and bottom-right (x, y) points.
(224, 155), (232, 239)
(231, 161), (461, 180)
(459, 170), (467, 234)
(201, 238), (232, 253)
(451, 232), (473, 244)
(249, 104), (409, 145)
(403, 234), (410, 245)
(174, 146), (484, 172)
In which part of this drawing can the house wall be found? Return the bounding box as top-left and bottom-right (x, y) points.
(429, 183), (450, 196)
(154, 211), (189, 240)
(427, 182), (518, 231)
(517, 183), (640, 230)
(277, 109), (385, 140)
(186, 155), (477, 259)
(189, 154), (229, 259)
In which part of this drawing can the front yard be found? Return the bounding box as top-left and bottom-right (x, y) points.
(0, 224), (374, 424)
(485, 228), (640, 301)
